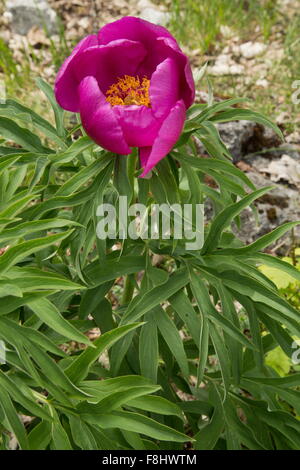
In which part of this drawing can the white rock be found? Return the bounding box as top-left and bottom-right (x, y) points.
(256, 78), (269, 88)
(220, 25), (234, 39)
(3, 10), (13, 21)
(216, 53), (232, 63)
(286, 132), (300, 144)
(229, 64), (245, 75)
(137, 0), (154, 9)
(78, 17), (90, 30)
(276, 111), (289, 125)
(261, 155), (300, 186)
(5, 0), (58, 35)
(239, 41), (267, 59)
(209, 62), (244, 76)
(139, 7), (171, 26)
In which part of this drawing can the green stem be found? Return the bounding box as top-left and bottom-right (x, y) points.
(119, 150), (138, 306)
(121, 275), (135, 306)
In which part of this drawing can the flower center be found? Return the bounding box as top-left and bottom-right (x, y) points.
(105, 75), (151, 107)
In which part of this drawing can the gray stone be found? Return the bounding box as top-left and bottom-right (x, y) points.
(6, 0), (58, 35)
(234, 170), (300, 251)
(239, 41), (267, 59)
(215, 121), (283, 162)
(139, 7), (171, 26)
(217, 120), (256, 162)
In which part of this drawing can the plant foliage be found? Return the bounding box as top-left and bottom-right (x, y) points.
(0, 80), (299, 450)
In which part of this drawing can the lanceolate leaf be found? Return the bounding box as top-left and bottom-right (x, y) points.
(27, 298), (92, 347)
(82, 411), (190, 443)
(0, 116), (51, 153)
(65, 323), (143, 383)
(201, 186), (274, 254)
(0, 231), (72, 275)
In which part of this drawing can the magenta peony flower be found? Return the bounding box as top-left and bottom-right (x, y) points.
(55, 16), (195, 177)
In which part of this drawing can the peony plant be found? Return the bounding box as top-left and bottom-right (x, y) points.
(54, 16), (195, 177)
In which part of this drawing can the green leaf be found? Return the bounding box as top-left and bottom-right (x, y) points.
(0, 98), (64, 146)
(0, 317), (65, 358)
(139, 316), (159, 383)
(56, 153), (112, 196)
(0, 218), (81, 243)
(0, 231), (72, 275)
(50, 136), (94, 165)
(36, 78), (66, 138)
(27, 298), (92, 347)
(153, 306), (189, 378)
(201, 186), (274, 254)
(28, 421), (52, 450)
(174, 152), (255, 190)
(65, 323), (143, 383)
(169, 290), (201, 345)
(188, 270), (209, 385)
(69, 415), (98, 450)
(122, 268), (189, 324)
(51, 415), (72, 450)
(0, 369), (51, 421)
(83, 410), (190, 443)
(128, 395), (184, 420)
(217, 221), (300, 256)
(84, 255), (146, 287)
(195, 383), (224, 449)
(79, 376), (155, 397)
(211, 108), (284, 140)
(0, 291), (53, 315)
(0, 387), (29, 450)
(77, 385), (160, 414)
(0, 116), (51, 153)
(5, 266), (84, 292)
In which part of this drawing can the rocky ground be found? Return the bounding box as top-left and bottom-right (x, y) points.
(0, 0), (299, 252)
(216, 121), (300, 251)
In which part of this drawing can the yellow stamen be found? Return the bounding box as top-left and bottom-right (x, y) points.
(106, 75), (151, 107)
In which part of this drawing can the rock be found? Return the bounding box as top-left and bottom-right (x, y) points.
(27, 26), (51, 48)
(239, 41), (267, 59)
(237, 175), (300, 250)
(197, 120), (283, 162)
(216, 120), (256, 161)
(137, 0), (153, 8)
(5, 0), (58, 35)
(139, 7), (171, 26)
(241, 124), (282, 156)
(209, 62), (244, 76)
(286, 131), (300, 144)
(255, 78), (269, 88)
(199, 108), (300, 250)
(209, 54), (245, 76)
(276, 111), (290, 125)
(220, 25), (234, 39)
(138, 0), (170, 26)
(260, 154), (300, 186)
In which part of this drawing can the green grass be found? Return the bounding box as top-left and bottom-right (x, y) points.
(161, 0), (300, 135)
(162, 0), (279, 50)
(1, 0), (299, 135)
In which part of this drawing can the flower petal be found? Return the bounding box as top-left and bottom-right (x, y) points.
(139, 100), (186, 177)
(79, 76), (131, 155)
(162, 37), (195, 109)
(55, 34), (98, 112)
(73, 39), (147, 94)
(55, 39), (147, 112)
(150, 57), (180, 119)
(113, 105), (161, 147)
(138, 37), (195, 109)
(98, 16), (179, 50)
